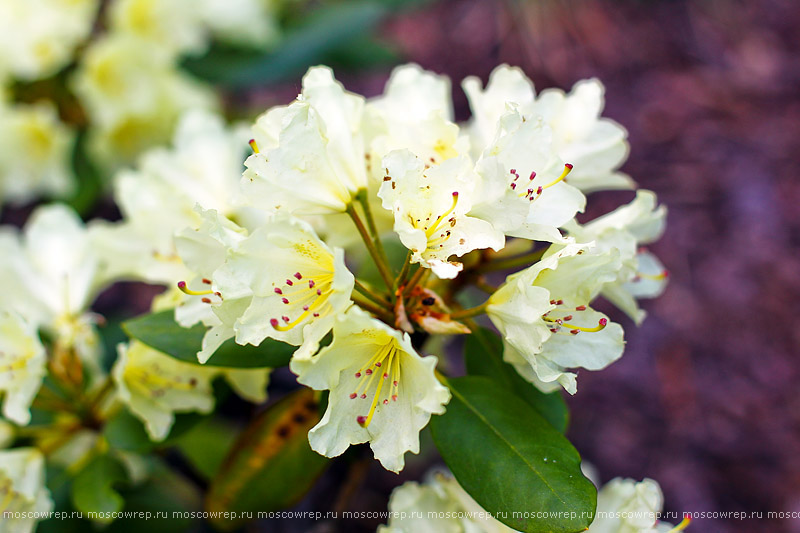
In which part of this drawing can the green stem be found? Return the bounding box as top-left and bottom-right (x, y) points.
(402, 265), (429, 297)
(474, 277), (499, 294)
(354, 279), (391, 307)
(346, 203), (394, 291)
(476, 247), (548, 273)
(394, 251), (412, 293)
(356, 190), (390, 271)
(352, 294), (394, 323)
(450, 300), (490, 320)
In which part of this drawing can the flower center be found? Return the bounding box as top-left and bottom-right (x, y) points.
(350, 342), (402, 428)
(269, 271), (334, 331)
(543, 301), (607, 335)
(509, 163), (573, 202)
(124, 365), (199, 398)
(407, 191), (459, 252)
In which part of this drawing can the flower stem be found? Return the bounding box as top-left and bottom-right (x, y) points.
(356, 190), (390, 270)
(352, 293), (394, 323)
(476, 247), (548, 273)
(450, 300), (490, 320)
(401, 265), (429, 297)
(354, 279), (391, 307)
(346, 203), (394, 291)
(394, 251), (412, 292)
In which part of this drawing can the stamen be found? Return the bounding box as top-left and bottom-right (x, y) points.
(666, 515), (691, 532)
(178, 280), (213, 296)
(249, 139), (259, 153)
(424, 192), (459, 238)
(634, 269), (669, 281)
(540, 163), (573, 190)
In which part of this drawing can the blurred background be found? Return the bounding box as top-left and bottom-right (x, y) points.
(2, 0), (798, 532)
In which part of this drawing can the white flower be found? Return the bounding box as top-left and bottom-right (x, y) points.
(379, 150), (504, 279)
(365, 64), (467, 173)
(0, 312), (46, 426)
(197, 0), (280, 50)
(242, 66), (367, 215)
(0, 0), (98, 81)
(0, 205), (110, 369)
(0, 100), (74, 209)
(380, 469), (517, 533)
(588, 477), (688, 533)
(112, 341), (270, 441)
(173, 207), (250, 363)
(291, 307), (450, 473)
(90, 110), (257, 284)
(112, 341), (217, 441)
(207, 216), (355, 361)
(71, 34), (217, 168)
(0, 448), (53, 533)
(564, 190), (668, 324)
(487, 244), (625, 394)
(468, 109), (586, 244)
(463, 65), (633, 193)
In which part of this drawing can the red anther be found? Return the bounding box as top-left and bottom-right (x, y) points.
(556, 299), (563, 305)
(549, 328), (558, 333)
(202, 278), (212, 285)
(393, 381), (398, 387)
(576, 305), (586, 311)
(510, 183), (517, 190)
(383, 373), (388, 379)
(308, 280), (316, 288)
(360, 393), (366, 399)
(177, 281), (187, 289)
(375, 362), (381, 367)
(383, 399), (389, 405)
(510, 169), (516, 174)
(313, 313), (320, 317)
(452, 191), (459, 197)
(529, 171), (536, 180)
(357, 416), (367, 425)
(570, 329), (580, 335)
(662, 270), (670, 278)
(286, 279), (293, 286)
(365, 369), (373, 375)
(550, 300), (556, 304)
(599, 318), (608, 326)
(282, 298), (289, 304)
(282, 316), (290, 323)
(303, 305), (309, 311)
(355, 372), (361, 378)
(316, 288), (322, 296)
(350, 393), (357, 399)
(632, 275), (642, 282)
(274, 288), (282, 294)
(536, 186), (543, 195)
(270, 318), (279, 328)
(201, 297), (211, 304)
(215, 292), (222, 297)
(294, 272), (302, 280)
(565, 163), (573, 170)
(563, 315), (573, 321)
(527, 188), (533, 195)
(392, 395), (398, 402)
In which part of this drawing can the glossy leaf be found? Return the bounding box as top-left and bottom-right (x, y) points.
(71, 455), (127, 521)
(206, 388), (329, 530)
(183, 2), (388, 87)
(430, 376), (596, 533)
(122, 310), (293, 368)
(464, 327), (569, 433)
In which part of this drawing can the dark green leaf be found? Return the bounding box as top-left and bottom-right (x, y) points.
(67, 130), (105, 217)
(464, 327), (569, 433)
(183, 2), (388, 87)
(206, 388), (329, 530)
(173, 417), (240, 480)
(122, 310), (292, 368)
(70, 455), (127, 521)
(431, 376), (595, 533)
(103, 409), (204, 453)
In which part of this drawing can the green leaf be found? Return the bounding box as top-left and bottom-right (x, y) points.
(174, 417), (240, 480)
(67, 130), (105, 217)
(431, 376), (595, 533)
(183, 2), (389, 87)
(70, 455), (127, 522)
(206, 387), (329, 530)
(103, 409), (204, 453)
(122, 310), (292, 368)
(464, 327), (569, 433)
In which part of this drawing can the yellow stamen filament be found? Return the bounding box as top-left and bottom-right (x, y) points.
(424, 192), (459, 238)
(636, 270), (668, 281)
(540, 164), (573, 190)
(271, 280), (333, 331)
(354, 342), (403, 428)
(177, 282), (213, 296)
(667, 515), (691, 532)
